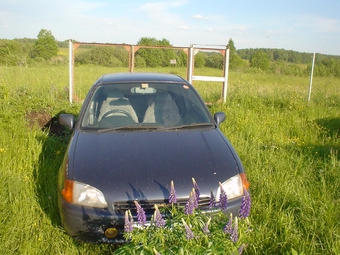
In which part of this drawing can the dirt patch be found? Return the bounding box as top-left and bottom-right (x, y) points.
(26, 110), (67, 137)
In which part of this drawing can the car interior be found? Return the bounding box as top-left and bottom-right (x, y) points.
(81, 83), (211, 129)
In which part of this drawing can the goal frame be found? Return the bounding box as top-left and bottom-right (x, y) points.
(68, 40), (229, 103)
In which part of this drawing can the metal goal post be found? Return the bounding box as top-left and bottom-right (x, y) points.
(68, 40), (230, 103)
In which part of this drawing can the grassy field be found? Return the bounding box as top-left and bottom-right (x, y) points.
(0, 65), (339, 254)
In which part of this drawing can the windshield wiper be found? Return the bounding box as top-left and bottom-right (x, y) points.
(97, 123), (214, 132)
(158, 123), (215, 131)
(98, 124), (160, 133)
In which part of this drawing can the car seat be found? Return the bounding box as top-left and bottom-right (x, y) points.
(143, 92), (181, 126)
(99, 91), (138, 123)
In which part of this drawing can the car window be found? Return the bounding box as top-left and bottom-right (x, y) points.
(80, 83), (213, 129)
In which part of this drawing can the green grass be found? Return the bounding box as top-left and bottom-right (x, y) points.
(209, 73), (340, 254)
(0, 65), (339, 254)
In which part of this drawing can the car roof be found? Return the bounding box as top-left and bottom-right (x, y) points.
(97, 72), (188, 84)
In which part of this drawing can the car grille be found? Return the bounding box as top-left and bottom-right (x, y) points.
(113, 196), (211, 214)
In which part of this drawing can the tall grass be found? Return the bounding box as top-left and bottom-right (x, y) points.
(208, 72), (340, 254)
(0, 65), (339, 254)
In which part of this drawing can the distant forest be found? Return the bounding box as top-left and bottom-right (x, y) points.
(237, 48), (340, 65)
(1, 30), (340, 77)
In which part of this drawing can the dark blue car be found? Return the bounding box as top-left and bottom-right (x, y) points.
(58, 72), (249, 243)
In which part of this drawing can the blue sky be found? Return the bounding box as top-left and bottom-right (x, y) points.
(1, 0), (340, 55)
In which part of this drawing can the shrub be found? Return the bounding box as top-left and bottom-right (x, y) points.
(195, 52), (205, 68)
(31, 29), (59, 60)
(205, 52), (224, 69)
(134, 55), (146, 68)
(249, 50), (270, 70)
(75, 46), (127, 67)
(0, 39), (23, 66)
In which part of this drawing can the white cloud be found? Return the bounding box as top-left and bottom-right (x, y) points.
(137, 0), (188, 18)
(298, 15), (340, 33)
(312, 17), (339, 33)
(231, 26), (247, 35)
(133, 0), (190, 33)
(192, 14), (209, 20)
(178, 25), (189, 30)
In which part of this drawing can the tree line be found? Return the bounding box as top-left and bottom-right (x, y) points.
(1, 29), (340, 77)
(237, 48), (340, 77)
(0, 29), (58, 66)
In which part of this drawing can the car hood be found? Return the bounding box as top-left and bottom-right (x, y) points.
(70, 129), (241, 202)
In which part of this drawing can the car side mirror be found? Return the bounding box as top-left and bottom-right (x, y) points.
(59, 114), (75, 129)
(214, 112), (226, 126)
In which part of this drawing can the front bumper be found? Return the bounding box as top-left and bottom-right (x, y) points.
(59, 198), (127, 243)
(59, 196), (243, 243)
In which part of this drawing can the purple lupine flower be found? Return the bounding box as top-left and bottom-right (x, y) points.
(219, 182), (228, 210)
(202, 217), (211, 235)
(192, 188), (198, 209)
(124, 210), (134, 233)
(209, 189), (216, 209)
(224, 213), (233, 235)
(237, 244), (247, 255)
(168, 180), (177, 204)
(184, 191), (193, 214)
(129, 209), (134, 225)
(153, 204), (165, 228)
(184, 188), (196, 215)
(239, 189), (251, 218)
(124, 210), (129, 228)
(181, 218), (195, 240)
(134, 201), (146, 226)
(230, 217), (239, 243)
(224, 214), (238, 242)
(192, 177), (200, 202)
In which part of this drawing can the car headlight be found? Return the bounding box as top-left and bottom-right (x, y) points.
(62, 179), (108, 208)
(216, 174), (244, 200)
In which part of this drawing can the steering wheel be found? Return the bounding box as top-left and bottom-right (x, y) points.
(102, 109), (133, 119)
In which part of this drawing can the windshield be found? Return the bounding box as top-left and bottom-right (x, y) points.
(81, 82), (213, 130)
